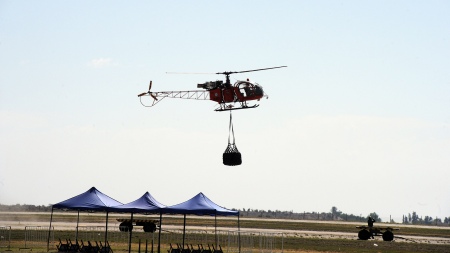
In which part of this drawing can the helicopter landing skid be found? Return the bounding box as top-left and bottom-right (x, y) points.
(215, 104), (259, 112)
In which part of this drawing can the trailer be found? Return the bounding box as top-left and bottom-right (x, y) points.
(117, 219), (159, 233)
(356, 226), (399, 241)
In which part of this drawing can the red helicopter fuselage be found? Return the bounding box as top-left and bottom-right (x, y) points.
(138, 66), (286, 111)
(138, 80), (266, 111)
(208, 81), (265, 104)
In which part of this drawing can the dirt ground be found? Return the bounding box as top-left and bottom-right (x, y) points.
(1, 211), (450, 253)
(3, 219), (450, 245)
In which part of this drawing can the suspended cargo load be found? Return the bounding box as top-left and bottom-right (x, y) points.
(223, 112), (242, 166)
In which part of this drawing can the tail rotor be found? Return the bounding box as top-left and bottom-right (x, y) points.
(138, 81), (158, 100)
(138, 80), (152, 97)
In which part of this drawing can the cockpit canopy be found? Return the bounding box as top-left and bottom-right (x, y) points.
(235, 81), (264, 97)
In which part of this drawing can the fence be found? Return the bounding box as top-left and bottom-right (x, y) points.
(0, 226), (11, 250)
(74, 227), (283, 253)
(75, 225), (155, 242)
(0, 224), (284, 253)
(226, 231), (283, 253)
(71, 225), (156, 252)
(23, 226), (54, 250)
(159, 229), (283, 253)
(77, 226), (106, 244)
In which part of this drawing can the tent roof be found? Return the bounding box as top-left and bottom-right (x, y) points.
(111, 192), (166, 213)
(164, 192), (239, 216)
(52, 187), (123, 211)
(52, 188), (238, 216)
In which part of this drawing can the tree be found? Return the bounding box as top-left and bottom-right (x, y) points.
(369, 212), (381, 222)
(403, 215), (408, 224)
(412, 211), (419, 224)
(424, 216), (433, 225)
(433, 218), (441, 225)
(331, 206), (342, 220)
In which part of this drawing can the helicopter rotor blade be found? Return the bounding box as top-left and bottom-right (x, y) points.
(216, 66), (287, 75)
(148, 80), (152, 91)
(166, 66), (287, 76)
(166, 72), (214, 75)
(138, 92), (148, 97)
(236, 65), (287, 74)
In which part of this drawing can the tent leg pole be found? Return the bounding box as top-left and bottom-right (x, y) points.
(76, 211), (80, 242)
(47, 207), (54, 252)
(182, 214), (186, 249)
(129, 213), (134, 253)
(215, 214), (217, 246)
(105, 211), (109, 246)
(158, 213), (162, 253)
(238, 214), (241, 253)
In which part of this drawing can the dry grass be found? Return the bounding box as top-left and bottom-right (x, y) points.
(1, 212), (449, 253)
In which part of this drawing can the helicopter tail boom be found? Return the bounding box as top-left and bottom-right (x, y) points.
(139, 89), (210, 107)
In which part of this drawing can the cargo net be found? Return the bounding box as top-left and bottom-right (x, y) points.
(223, 112), (242, 166)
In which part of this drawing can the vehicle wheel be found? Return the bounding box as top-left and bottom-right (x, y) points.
(382, 230), (394, 241)
(119, 222), (133, 232)
(143, 223), (156, 233)
(358, 229), (371, 240)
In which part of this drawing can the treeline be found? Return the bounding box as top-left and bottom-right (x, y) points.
(402, 211), (450, 226)
(2, 204), (448, 226)
(1, 204), (375, 222)
(235, 206), (450, 226)
(234, 206), (381, 222)
(0, 204), (52, 212)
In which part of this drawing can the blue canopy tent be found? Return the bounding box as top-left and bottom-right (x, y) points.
(111, 192), (165, 213)
(164, 192), (239, 216)
(47, 187), (123, 251)
(47, 190), (240, 253)
(164, 192), (240, 251)
(111, 192), (166, 253)
(114, 192), (240, 253)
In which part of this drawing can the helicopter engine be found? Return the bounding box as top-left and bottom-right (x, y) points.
(197, 80), (223, 90)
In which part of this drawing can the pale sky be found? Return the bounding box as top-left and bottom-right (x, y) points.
(1, 1), (449, 222)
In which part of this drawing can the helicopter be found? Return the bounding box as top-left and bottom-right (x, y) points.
(138, 66), (287, 111)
